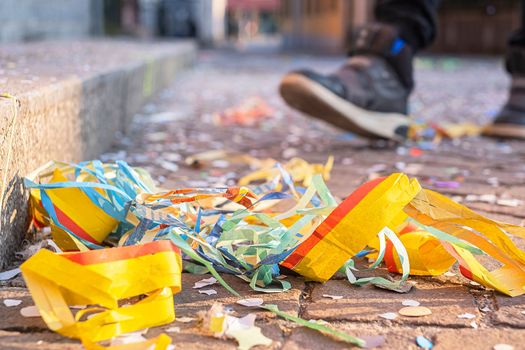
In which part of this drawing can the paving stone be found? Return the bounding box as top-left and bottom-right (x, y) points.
(434, 328), (525, 350)
(0, 330), (81, 350)
(303, 279), (479, 327)
(284, 324), (444, 350)
(493, 294), (525, 328)
(0, 288), (47, 331)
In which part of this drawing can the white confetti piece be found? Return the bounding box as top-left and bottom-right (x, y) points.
(496, 198), (522, 207)
(166, 327), (180, 333)
(444, 271), (456, 277)
(193, 277), (217, 289)
(402, 299), (420, 307)
(237, 298), (264, 307)
(110, 332), (146, 346)
(198, 289), (217, 296)
(378, 312), (397, 320)
(20, 305), (40, 317)
(3, 299), (22, 307)
(458, 313), (476, 319)
(480, 306), (491, 312)
(322, 294), (343, 300)
(0, 268), (21, 281)
(175, 317), (195, 323)
(493, 344), (514, 350)
(470, 321), (478, 329)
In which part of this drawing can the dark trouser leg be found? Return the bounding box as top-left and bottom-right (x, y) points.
(375, 0), (441, 52)
(348, 0), (440, 90)
(506, 1), (525, 74)
(508, 2), (525, 48)
(484, 0), (525, 138)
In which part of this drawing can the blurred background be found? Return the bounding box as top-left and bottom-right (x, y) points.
(0, 0), (521, 54)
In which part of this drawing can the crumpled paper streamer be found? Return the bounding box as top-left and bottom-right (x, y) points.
(20, 241), (182, 347)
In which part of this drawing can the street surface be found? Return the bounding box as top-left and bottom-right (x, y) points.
(2, 50), (525, 349)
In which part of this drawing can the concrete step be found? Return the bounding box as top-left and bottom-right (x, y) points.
(0, 39), (197, 267)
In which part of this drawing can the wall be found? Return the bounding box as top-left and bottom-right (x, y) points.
(0, 0), (103, 42)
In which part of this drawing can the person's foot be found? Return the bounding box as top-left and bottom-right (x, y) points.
(279, 23), (413, 141)
(484, 77), (525, 139)
(484, 47), (525, 139)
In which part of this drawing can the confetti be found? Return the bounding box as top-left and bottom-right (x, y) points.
(110, 332), (147, 346)
(378, 312), (398, 320)
(3, 299), (22, 307)
(0, 268), (21, 281)
(193, 277), (218, 289)
(458, 313), (476, 319)
(399, 306), (432, 317)
(20, 305), (40, 318)
(416, 335), (433, 349)
(175, 317), (195, 323)
(236, 298), (264, 307)
(322, 294), (343, 300)
(361, 335), (386, 349)
(493, 344), (514, 350)
(402, 299), (420, 307)
(496, 199), (522, 207)
(198, 289), (218, 296)
(165, 327), (180, 333)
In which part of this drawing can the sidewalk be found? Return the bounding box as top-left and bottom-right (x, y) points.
(2, 50), (525, 349)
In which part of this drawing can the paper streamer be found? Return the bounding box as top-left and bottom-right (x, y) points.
(20, 241), (182, 343)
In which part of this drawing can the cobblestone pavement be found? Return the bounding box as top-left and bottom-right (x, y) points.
(3, 50), (525, 349)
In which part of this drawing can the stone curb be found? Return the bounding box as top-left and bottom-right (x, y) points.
(0, 40), (197, 267)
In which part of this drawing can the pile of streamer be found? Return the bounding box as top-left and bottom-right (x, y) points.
(20, 156), (525, 348)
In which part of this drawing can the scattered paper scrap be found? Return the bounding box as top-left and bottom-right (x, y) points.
(494, 344), (514, 350)
(20, 305), (40, 317)
(236, 298), (264, 307)
(213, 97), (274, 126)
(0, 267), (21, 281)
(399, 306), (432, 317)
(201, 303), (272, 350)
(165, 327), (180, 333)
(322, 294), (343, 300)
(361, 335), (386, 349)
(199, 289), (218, 296)
(444, 272), (456, 277)
(373, 281), (413, 293)
(193, 277), (218, 289)
(110, 332), (147, 346)
(458, 313), (476, 319)
(228, 327), (273, 350)
(496, 198), (522, 207)
(470, 321), (478, 329)
(402, 299), (420, 307)
(416, 335), (433, 349)
(378, 312), (398, 320)
(3, 299), (22, 307)
(480, 306), (491, 312)
(175, 317), (195, 323)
